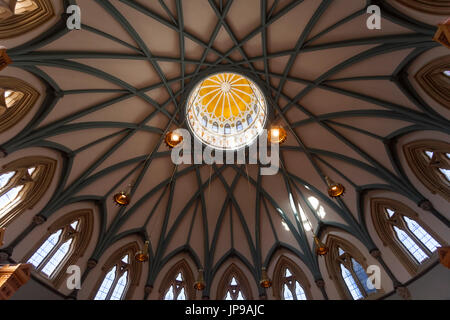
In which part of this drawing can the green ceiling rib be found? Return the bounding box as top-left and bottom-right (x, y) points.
(2, 0), (449, 299)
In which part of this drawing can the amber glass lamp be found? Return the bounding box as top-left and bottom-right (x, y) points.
(268, 126), (287, 144)
(325, 176), (345, 198)
(259, 267), (272, 288)
(135, 241), (149, 262)
(194, 269), (206, 291)
(165, 131), (183, 148)
(113, 184), (132, 206)
(314, 235), (328, 256)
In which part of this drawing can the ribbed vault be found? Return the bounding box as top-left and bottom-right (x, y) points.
(1, 0), (449, 299)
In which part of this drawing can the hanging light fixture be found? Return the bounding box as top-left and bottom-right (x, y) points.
(268, 126), (287, 144)
(135, 240), (149, 262)
(165, 131), (183, 148)
(194, 269), (206, 291)
(113, 183), (132, 206)
(314, 235), (328, 256)
(325, 176), (345, 198)
(259, 267), (272, 288)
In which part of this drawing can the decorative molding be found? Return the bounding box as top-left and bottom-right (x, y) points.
(216, 263), (253, 300)
(271, 255), (312, 300)
(0, 76), (40, 133)
(22, 209), (94, 288)
(0, 263), (31, 300)
(403, 139), (450, 201)
(394, 0), (450, 15)
(158, 259), (195, 300)
(0, 0), (54, 39)
(395, 285), (412, 300)
(0, 156), (57, 227)
(89, 241), (142, 300)
(433, 21), (450, 49)
(415, 55), (450, 109)
(0, 49), (12, 71)
(438, 247), (450, 269)
(0, 228), (4, 247)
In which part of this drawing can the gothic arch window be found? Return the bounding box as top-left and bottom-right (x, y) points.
(403, 139), (450, 201)
(24, 209), (93, 287)
(272, 256), (312, 300)
(224, 124), (231, 135)
(0, 76), (39, 133)
(91, 242), (142, 300)
(371, 198), (444, 275)
(0, 156), (56, 227)
(159, 259), (195, 300)
(216, 263), (253, 300)
(324, 235), (379, 300)
(0, 0), (54, 38)
(394, 0), (450, 15)
(415, 56), (450, 109)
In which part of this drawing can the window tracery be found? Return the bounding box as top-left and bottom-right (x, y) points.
(0, 76), (39, 133)
(403, 140), (450, 201)
(0, 156), (56, 227)
(0, 0), (54, 38)
(25, 209), (93, 287)
(91, 242), (142, 300)
(371, 198), (445, 274)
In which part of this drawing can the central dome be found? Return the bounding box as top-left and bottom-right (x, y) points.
(186, 72), (267, 150)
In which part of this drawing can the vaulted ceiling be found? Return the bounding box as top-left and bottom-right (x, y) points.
(1, 0), (449, 298)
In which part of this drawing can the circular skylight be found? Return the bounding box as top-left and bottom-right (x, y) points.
(186, 72), (267, 150)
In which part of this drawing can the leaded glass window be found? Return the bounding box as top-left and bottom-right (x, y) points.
(28, 219), (79, 279)
(0, 165), (36, 222)
(336, 247), (376, 300)
(224, 276), (245, 300)
(164, 272), (187, 300)
(281, 267), (307, 300)
(94, 254), (131, 300)
(385, 207), (441, 264)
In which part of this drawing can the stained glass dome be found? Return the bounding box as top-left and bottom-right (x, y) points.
(186, 72), (267, 150)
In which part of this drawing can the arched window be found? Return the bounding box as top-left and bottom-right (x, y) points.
(0, 0), (54, 38)
(224, 124), (231, 134)
(225, 276), (244, 300)
(246, 114), (253, 125)
(163, 272), (187, 300)
(201, 116), (208, 127)
(403, 140), (450, 201)
(324, 235), (379, 300)
(216, 263), (253, 300)
(0, 76), (39, 133)
(415, 55), (450, 109)
(212, 122), (218, 132)
(0, 156), (56, 227)
(91, 242), (142, 300)
(159, 259), (195, 300)
(371, 198), (444, 275)
(24, 209), (93, 287)
(272, 255), (312, 300)
(394, 0), (450, 15)
(236, 121), (243, 131)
